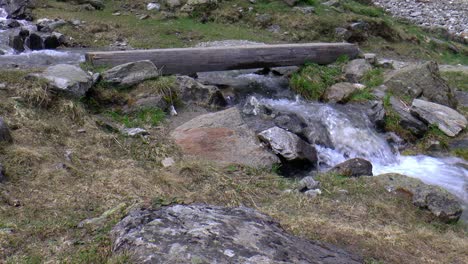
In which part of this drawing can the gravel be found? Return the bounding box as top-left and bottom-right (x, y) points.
(372, 0), (468, 41)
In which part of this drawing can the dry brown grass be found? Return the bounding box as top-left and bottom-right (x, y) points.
(0, 70), (467, 263)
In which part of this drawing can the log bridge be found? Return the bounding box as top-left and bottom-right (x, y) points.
(85, 43), (359, 75)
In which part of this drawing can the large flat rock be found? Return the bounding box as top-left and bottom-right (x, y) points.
(411, 99), (467, 137)
(111, 204), (363, 263)
(171, 107), (279, 168)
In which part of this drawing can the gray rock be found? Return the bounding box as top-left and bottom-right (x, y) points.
(454, 91), (468, 108)
(164, 0), (183, 9)
(324, 82), (361, 103)
(8, 34), (25, 52)
(103, 60), (160, 87)
(175, 76), (227, 108)
(344, 59), (372, 83)
(364, 53), (377, 65)
(283, 0), (298, 7)
(367, 100), (385, 129)
(329, 158), (373, 177)
(25, 33), (44, 50)
(161, 157), (175, 167)
(0, 0), (32, 20)
(297, 176), (320, 191)
(411, 99), (467, 137)
(146, 2), (160, 11)
(36, 64), (93, 97)
(111, 204), (362, 263)
(293, 6), (315, 14)
(0, 117), (12, 143)
(384, 62), (457, 108)
(171, 108), (280, 168)
(78, 0), (104, 10)
(375, 173), (463, 223)
(388, 96), (428, 137)
(304, 189), (322, 198)
(120, 128), (149, 137)
(258, 126), (317, 165)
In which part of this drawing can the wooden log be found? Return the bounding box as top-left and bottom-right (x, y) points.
(86, 43), (359, 75)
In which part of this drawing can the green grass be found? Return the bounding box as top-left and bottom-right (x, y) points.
(441, 71), (468, 92)
(362, 68), (384, 88)
(107, 107), (165, 128)
(342, 0), (385, 17)
(290, 62), (344, 100)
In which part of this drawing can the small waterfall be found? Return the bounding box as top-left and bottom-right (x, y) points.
(258, 97), (468, 205)
(0, 8), (85, 66)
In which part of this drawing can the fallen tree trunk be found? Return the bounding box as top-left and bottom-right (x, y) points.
(85, 43), (359, 75)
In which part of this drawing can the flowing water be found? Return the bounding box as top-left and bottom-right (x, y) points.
(258, 97), (468, 215)
(0, 8), (85, 67)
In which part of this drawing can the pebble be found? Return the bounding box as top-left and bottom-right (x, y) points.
(372, 0), (468, 38)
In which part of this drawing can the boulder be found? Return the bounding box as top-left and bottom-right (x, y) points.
(8, 34), (24, 53)
(384, 62), (457, 108)
(0, 0), (32, 20)
(175, 76), (227, 108)
(324, 82), (361, 103)
(258, 126), (317, 166)
(171, 107), (279, 168)
(0, 117), (13, 143)
(111, 204), (362, 263)
(344, 59), (372, 83)
(77, 0), (104, 10)
(387, 96), (428, 137)
(411, 99), (467, 137)
(36, 64), (93, 97)
(375, 173), (463, 223)
(329, 158), (373, 177)
(102, 60), (160, 87)
(25, 33), (44, 50)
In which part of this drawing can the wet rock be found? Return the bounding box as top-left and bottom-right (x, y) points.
(324, 82), (362, 103)
(411, 99), (467, 137)
(375, 173), (463, 223)
(8, 34), (24, 52)
(329, 158), (373, 177)
(171, 107), (279, 168)
(387, 96), (428, 137)
(384, 61), (457, 108)
(344, 59), (372, 83)
(7, 19), (20, 28)
(111, 204), (362, 263)
(35, 64), (93, 98)
(175, 76), (227, 108)
(0, 117), (13, 143)
(43, 34), (60, 49)
(102, 60), (160, 87)
(25, 33), (43, 50)
(258, 126), (318, 171)
(367, 100), (385, 130)
(0, 0), (32, 20)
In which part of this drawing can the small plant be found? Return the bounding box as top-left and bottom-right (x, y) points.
(107, 107), (165, 128)
(300, 0), (318, 6)
(362, 68), (384, 88)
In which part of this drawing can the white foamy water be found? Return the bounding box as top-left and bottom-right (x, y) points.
(260, 98), (468, 206)
(0, 8), (85, 65)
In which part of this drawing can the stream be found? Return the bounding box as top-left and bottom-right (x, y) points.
(0, 7), (84, 67)
(1, 7), (467, 220)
